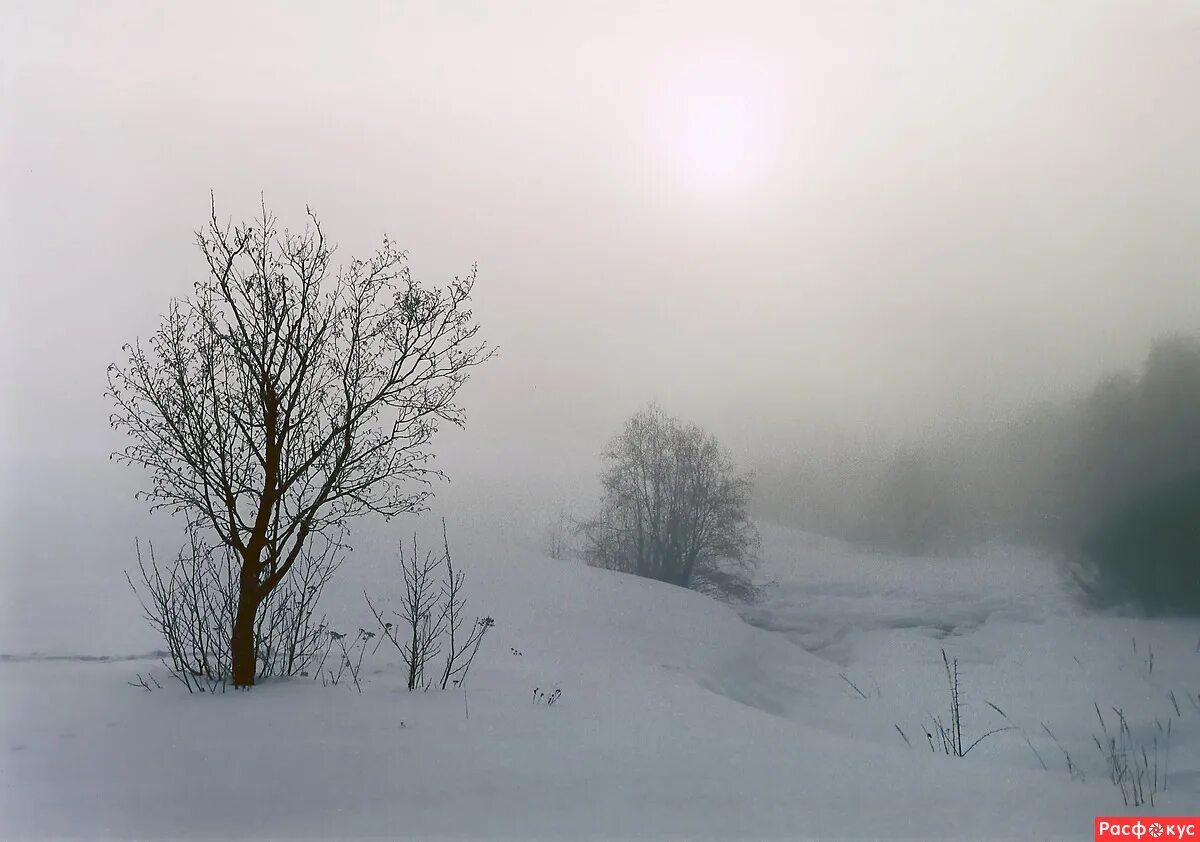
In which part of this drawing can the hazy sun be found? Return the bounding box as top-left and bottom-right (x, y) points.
(657, 59), (780, 192)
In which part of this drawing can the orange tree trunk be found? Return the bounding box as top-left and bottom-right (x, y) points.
(231, 556), (262, 687)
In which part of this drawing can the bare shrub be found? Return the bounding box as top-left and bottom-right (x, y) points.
(367, 533), (446, 690)
(311, 627), (373, 692)
(367, 522), (493, 690)
(126, 523), (342, 693)
(436, 521), (494, 689)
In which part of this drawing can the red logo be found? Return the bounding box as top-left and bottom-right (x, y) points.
(1096, 818), (1199, 840)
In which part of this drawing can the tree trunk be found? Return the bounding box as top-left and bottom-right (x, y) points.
(231, 560), (261, 687)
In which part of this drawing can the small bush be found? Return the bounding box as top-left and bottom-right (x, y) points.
(366, 521), (493, 691)
(126, 524), (342, 693)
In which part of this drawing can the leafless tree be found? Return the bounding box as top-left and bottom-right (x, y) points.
(108, 198), (491, 686)
(581, 405), (760, 600)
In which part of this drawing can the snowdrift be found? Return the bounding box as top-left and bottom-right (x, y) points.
(2, 523), (1197, 839)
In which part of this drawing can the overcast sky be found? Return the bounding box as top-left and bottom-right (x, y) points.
(2, 1), (1199, 649)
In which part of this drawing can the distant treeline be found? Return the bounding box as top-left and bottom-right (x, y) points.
(757, 334), (1200, 611)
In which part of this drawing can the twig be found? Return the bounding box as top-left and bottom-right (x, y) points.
(839, 673), (868, 699)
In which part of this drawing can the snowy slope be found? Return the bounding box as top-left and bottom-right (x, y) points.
(2, 523), (1198, 839)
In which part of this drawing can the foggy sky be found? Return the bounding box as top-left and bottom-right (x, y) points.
(3, 2), (1199, 649)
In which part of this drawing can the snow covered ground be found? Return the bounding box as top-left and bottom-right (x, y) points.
(2, 523), (1198, 839)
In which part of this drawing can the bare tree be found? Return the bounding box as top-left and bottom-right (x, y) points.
(108, 198), (491, 686)
(581, 405), (760, 600)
